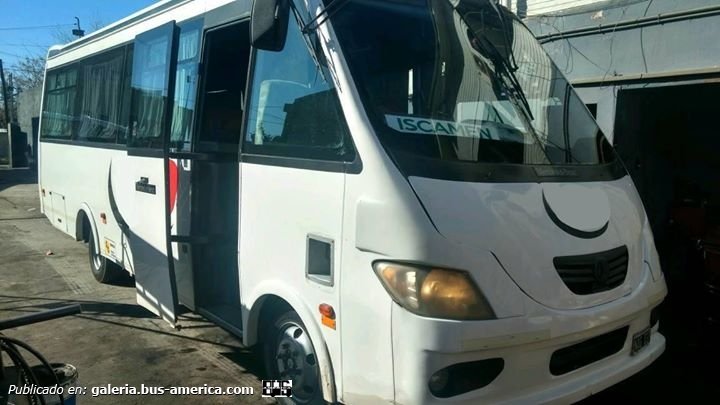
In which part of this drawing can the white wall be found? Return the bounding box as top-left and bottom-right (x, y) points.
(508, 0), (606, 16)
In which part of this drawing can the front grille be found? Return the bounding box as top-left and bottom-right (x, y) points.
(550, 326), (629, 375)
(554, 246), (629, 295)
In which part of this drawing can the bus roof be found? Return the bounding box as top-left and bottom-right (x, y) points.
(46, 0), (243, 67)
(48, 0), (185, 60)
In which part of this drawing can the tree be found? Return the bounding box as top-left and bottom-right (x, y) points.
(11, 56), (45, 92)
(9, 17), (105, 93)
(1, 17), (105, 126)
(1, 70), (21, 124)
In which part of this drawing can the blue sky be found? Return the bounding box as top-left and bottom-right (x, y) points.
(1, 0), (157, 71)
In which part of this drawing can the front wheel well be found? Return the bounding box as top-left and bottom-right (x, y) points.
(247, 295), (293, 347)
(248, 294), (337, 403)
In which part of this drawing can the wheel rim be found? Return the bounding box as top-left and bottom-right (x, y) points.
(90, 238), (102, 271)
(274, 322), (319, 402)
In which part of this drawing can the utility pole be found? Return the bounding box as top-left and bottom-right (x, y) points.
(517, 0), (528, 18)
(7, 73), (15, 124)
(0, 59), (9, 127)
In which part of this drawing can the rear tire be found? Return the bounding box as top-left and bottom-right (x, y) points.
(88, 232), (123, 283)
(261, 310), (325, 405)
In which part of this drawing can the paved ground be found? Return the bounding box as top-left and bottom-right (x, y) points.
(1, 167), (719, 404)
(0, 169), (270, 404)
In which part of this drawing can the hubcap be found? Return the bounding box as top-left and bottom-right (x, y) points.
(90, 239), (102, 270)
(275, 322), (319, 402)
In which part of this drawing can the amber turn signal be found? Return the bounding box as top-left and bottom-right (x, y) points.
(319, 303), (336, 329)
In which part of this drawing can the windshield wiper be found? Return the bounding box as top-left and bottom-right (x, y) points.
(466, 29), (558, 163)
(288, 2), (334, 85)
(478, 5), (583, 164)
(461, 2), (534, 121)
(301, 0), (352, 33)
(488, 1), (521, 72)
(476, 36), (534, 121)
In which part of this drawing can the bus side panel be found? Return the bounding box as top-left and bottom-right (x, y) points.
(39, 142), (129, 269)
(239, 162), (345, 401)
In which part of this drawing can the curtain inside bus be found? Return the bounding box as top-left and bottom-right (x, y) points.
(170, 23), (201, 151)
(129, 25), (174, 148)
(77, 50), (124, 142)
(41, 69), (78, 139)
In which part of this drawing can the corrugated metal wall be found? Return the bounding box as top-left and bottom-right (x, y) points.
(507, 0), (606, 16)
(523, 0), (720, 140)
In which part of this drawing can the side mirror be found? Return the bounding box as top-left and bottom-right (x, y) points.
(251, 0), (291, 51)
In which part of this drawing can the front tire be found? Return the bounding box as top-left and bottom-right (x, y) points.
(88, 233), (123, 283)
(262, 310), (324, 404)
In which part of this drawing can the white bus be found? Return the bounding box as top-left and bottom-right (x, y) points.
(38, 0), (667, 403)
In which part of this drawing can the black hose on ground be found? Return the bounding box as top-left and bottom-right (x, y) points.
(0, 305), (80, 405)
(1, 339), (46, 405)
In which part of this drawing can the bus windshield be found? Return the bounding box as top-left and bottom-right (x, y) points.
(329, 0), (617, 174)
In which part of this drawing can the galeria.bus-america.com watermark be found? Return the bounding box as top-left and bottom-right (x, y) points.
(8, 383), (256, 397)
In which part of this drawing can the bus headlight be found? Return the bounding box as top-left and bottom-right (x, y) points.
(373, 261), (495, 320)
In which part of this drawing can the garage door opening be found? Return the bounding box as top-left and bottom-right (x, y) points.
(614, 83), (720, 344)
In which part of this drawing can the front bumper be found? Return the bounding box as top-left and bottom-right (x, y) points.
(391, 271), (666, 404)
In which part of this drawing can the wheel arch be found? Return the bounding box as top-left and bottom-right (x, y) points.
(75, 203), (99, 255)
(244, 288), (337, 403)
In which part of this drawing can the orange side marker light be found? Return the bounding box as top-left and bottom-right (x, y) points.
(319, 303), (336, 330)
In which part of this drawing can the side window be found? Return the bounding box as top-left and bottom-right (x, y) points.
(195, 22), (250, 154)
(128, 22), (176, 149)
(41, 67), (79, 139)
(567, 90), (610, 164)
(117, 45), (134, 144)
(170, 20), (203, 151)
(243, 15), (353, 161)
(76, 48), (125, 143)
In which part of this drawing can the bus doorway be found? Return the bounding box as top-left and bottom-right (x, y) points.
(183, 21), (250, 334)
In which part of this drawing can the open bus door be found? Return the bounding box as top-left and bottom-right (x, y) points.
(114, 19), (244, 330)
(161, 20), (248, 335)
(121, 21), (182, 326)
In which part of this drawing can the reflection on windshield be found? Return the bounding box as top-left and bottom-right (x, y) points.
(330, 0), (615, 167)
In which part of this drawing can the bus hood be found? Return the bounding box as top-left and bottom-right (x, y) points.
(408, 175), (647, 310)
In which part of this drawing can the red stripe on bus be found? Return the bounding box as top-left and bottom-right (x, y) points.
(168, 160), (178, 213)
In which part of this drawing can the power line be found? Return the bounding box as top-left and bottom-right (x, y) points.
(0, 50), (24, 58)
(4, 66), (43, 73)
(0, 23), (73, 31)
(0, 43), (51, 49)
(0, 49), (46, 61)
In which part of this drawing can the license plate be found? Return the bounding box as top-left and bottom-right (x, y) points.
(631, 327), (651, 355)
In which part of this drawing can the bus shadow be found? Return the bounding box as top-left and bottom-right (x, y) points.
(106, 273), (136, 288)
(0, 299), (156, 320)
(219, 349), (266, 379)
(0, 295), (267, 381)
(0, 298), (248, 349)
